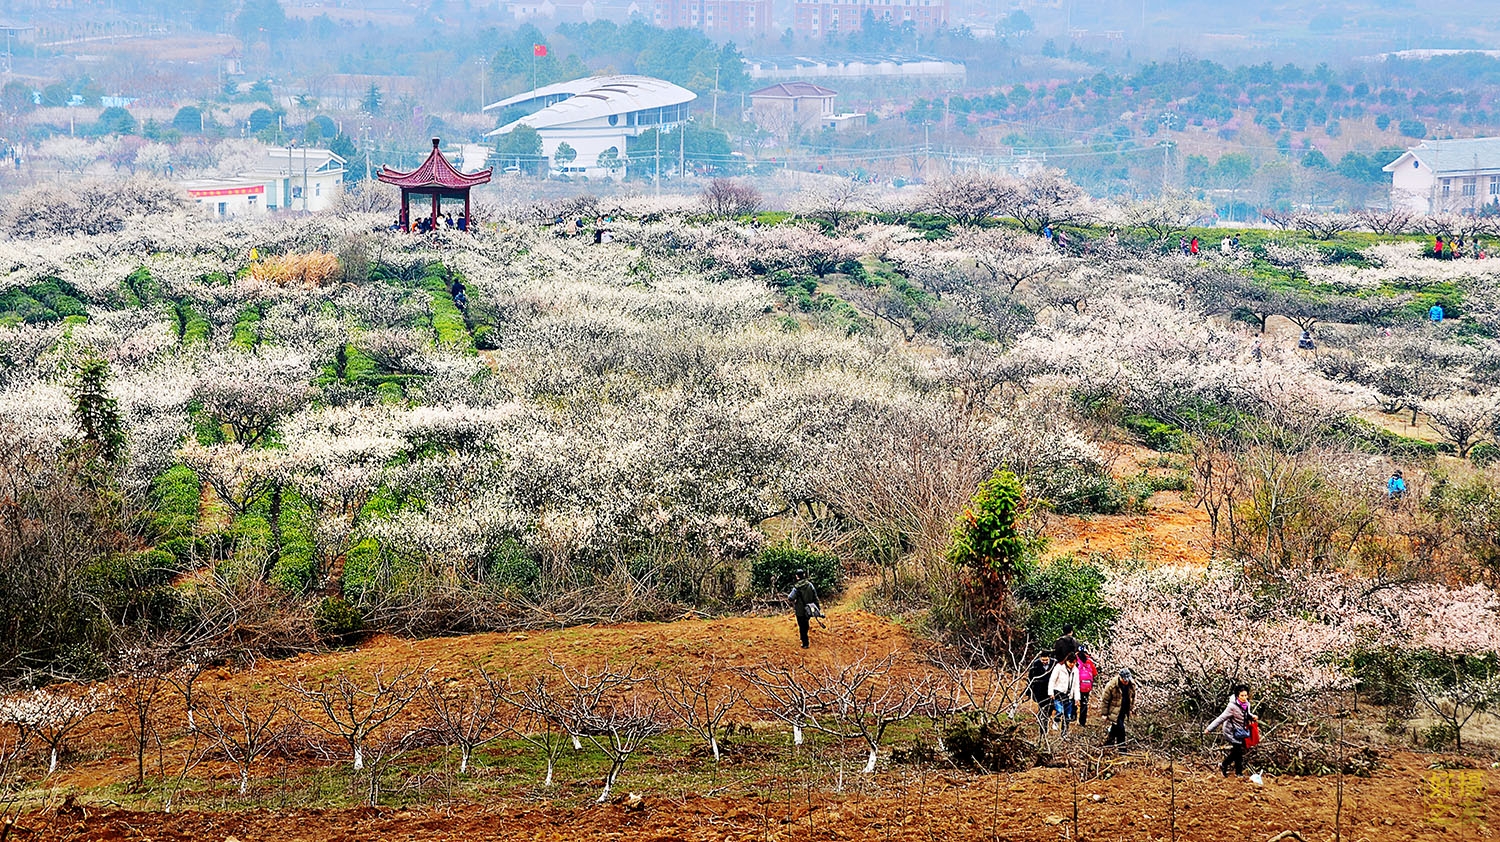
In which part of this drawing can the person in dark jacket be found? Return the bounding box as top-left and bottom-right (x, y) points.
(787, 569), (820, 649)
(1205, 683), (1258, 777)
(1026, 653), (1055, 737)
(1053, 625), (1079, 663)
(1099, 668), (1135, 747)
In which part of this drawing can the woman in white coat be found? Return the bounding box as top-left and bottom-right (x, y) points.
(1047, 653), (1081, 737)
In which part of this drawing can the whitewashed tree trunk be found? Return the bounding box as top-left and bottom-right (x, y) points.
(793, 725), (803, 746)
(544, 757), (554, 787)
(597, 764), (622, 803)
(863, 745), (878, 774)
(709, 734), (720, 763)
(571, 734), (583, 750)
(353, 744), (364, 771)
(239, 768), (249, 795)
(459, 747), (470, 774)
(48, 747), (59, 775)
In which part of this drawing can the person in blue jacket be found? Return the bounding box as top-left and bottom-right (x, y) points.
(1387, 469), (1406, 506)
(1430, 303), (1445, 323)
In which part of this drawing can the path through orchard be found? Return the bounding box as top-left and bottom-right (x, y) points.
(22, 578), (1498, 842)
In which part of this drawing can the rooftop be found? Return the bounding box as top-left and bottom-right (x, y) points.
(487, 75), (696, 136)
(749, 82), (838, 99)
(1385, 138), (1500, 174)
(377, 138), (493, 190)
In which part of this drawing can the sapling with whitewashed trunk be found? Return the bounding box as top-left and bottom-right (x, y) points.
(286, 667), (424, 771)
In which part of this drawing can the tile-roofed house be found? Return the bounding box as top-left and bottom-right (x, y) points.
(748, 82), (839, 139)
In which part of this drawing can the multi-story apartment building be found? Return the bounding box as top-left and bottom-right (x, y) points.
(793, 0), (950, 38)
(651, 0), (773, 37)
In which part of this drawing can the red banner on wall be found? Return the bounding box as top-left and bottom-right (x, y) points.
(188, 185), (265, 198)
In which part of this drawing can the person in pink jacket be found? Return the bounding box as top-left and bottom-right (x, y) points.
(1076, 647), (1098, 727)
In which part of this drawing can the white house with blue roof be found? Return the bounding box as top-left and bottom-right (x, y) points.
(1384, 138), (1500, 215)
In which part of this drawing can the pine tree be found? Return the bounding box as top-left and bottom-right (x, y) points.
(72, 356), (126, 465)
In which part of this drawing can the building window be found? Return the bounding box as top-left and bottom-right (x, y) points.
(1491, 178), (1499, 196)
(292, 186), (304, 199)
(248, 195), (257, 207)
(217, 202), (227, 216)
(1464, 177), (1478, 197)
(1442, 179), (1451, 197)
(609, 113), (619, 126)
(315, 183), (322, 197)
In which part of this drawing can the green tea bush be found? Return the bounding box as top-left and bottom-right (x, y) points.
(750, 545), (842, 598)
(0, 279), (87, 325)
(176, 303), (211, 345)
(1469, 441), (1500, 467)
(81, 549), (182, 629)
(485, 538), (540, 594)
(1029, 465), (1125, 515)
(230, 306), (262, 348)
(1014, 555), (1117, 648)
(1122, 414), (1186, 452)
(148, 465), (201, 541)
(313, 596), (365, 645)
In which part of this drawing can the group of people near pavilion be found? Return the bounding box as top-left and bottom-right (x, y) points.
(407, 213), (469, 234)
(376, 138), (491, 234)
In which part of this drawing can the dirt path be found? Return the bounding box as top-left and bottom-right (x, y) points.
(1045, 491), (1214, 568)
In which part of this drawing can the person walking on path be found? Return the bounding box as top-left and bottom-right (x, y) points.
(1076, 648), (1098, 727)
(1205, 684), (1258, 777)
(1100, 669), (1136, 747)
(1387, 469), (1406, 507)
(1027, 652), (1056, 738)
(1430, 303), (1445, 323)
(1053, 625), (1079, 663)
(1048, 653), (1082, 737)
(787, 569), (821, 649)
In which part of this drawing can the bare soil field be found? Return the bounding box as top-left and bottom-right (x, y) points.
(12, 510), (1497, 841)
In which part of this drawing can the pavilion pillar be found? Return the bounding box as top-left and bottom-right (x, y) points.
(464, 191), (471, 230)
(400, 189), (409, 231)
(431, 192), (439, 229)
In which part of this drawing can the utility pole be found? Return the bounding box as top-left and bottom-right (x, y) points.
(302, 143), (309, 211)
(923, 121), (931, 180)
(712, 64), (719, 129)
(679, 116), (686, 180)
(655, 128), (661, 197)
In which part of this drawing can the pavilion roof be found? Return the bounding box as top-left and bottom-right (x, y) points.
(377, 138), (492, 190)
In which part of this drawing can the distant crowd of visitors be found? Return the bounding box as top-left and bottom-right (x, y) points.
(1432, 235), (1489, 260)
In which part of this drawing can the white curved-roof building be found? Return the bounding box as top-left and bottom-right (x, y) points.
(485, 75), (696, 179)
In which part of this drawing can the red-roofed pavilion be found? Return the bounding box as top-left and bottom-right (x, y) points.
(377, 137), (493, 232)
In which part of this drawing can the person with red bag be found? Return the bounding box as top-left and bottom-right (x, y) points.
(1205, 683), (1258, 777)
(1075, 647), (1098, 727)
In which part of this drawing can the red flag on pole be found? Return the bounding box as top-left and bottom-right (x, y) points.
(533, 44), (547, 57)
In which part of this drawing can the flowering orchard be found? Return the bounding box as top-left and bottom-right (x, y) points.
(1, 176), (1499, 758)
